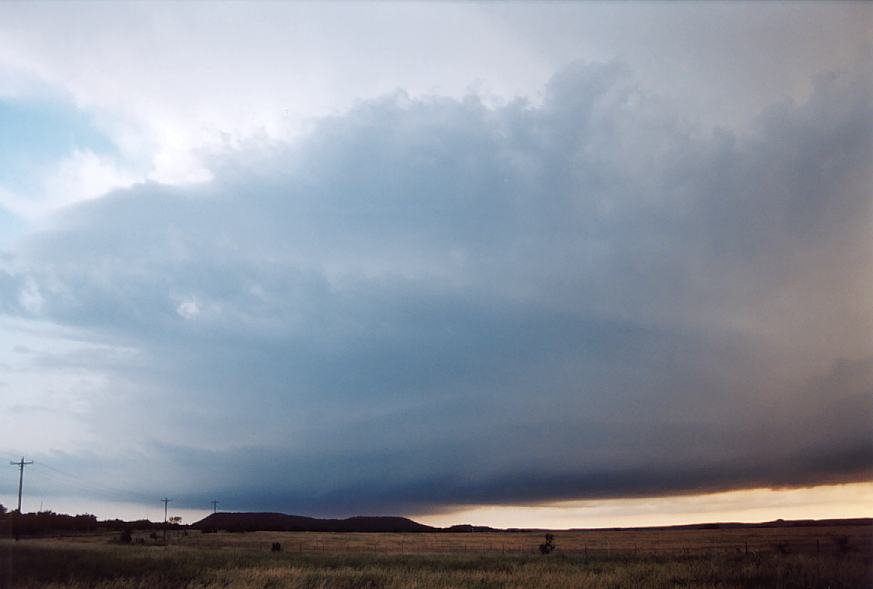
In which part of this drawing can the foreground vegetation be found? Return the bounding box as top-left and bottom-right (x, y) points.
(2, 530), (871, 589)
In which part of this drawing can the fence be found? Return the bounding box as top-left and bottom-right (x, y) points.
(259, 539), (868, 557)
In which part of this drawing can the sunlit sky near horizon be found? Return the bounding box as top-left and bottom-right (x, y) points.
(0, 1), (871, 528)
(5, 482), (871, 530)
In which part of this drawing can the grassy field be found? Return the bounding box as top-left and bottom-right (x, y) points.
(1, 526), (871, 588)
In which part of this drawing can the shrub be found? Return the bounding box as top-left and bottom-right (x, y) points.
(539, 533), (556, 555)
(833, 536), (852, 553)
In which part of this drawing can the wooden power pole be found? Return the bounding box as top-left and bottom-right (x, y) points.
(10, 458), (33, 514)
(161, 497), (172, 543)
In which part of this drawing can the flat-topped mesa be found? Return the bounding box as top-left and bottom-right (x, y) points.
(192, 512), (437, 533)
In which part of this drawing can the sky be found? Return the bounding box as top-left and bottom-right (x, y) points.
(0, 1), (871, 528)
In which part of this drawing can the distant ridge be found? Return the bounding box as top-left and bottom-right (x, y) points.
(192, 512), (436, 533)
(192, 513), (871, 534)
(567, 518), (873, 532)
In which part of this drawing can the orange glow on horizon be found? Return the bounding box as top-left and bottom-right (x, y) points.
(411, 482), (873, 530)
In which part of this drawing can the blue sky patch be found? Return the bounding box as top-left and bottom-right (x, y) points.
(0, 97), (117, 194)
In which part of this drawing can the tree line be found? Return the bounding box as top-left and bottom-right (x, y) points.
(0, 503), (183, 537)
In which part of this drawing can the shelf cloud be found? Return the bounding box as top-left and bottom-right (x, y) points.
(1, 53), (870, 516)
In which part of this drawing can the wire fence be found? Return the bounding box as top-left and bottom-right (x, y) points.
(187, 537), (869, 557)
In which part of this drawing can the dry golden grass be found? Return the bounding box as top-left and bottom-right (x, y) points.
(2, 525), (871, 588)
(146, 524), (873, 556)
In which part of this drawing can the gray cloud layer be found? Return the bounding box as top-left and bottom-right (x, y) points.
(1, 59), (871, 515)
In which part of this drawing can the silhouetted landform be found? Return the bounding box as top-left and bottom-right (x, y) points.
(1, 502), (869, 536)
(194, 513), (871, 534)
(444, 524), (499, 533)
(565, 518), (873, 532)
(193, 512), (436, 533)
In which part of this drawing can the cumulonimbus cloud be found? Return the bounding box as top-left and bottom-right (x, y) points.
(1, 59), (871, 515)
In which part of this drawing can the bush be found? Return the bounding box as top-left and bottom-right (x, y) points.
(833, 536), (852, 553)
(539, 533), (556, 555)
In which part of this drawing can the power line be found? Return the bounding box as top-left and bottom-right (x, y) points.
(13, 461), (214, 529)
(35, 461), (127, 493)
(31, 462), (135, 501)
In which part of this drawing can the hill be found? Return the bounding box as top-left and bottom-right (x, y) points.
(568, 517), (873, 532)
(193, 512), (436, 533)
(194, 512), (871, 534)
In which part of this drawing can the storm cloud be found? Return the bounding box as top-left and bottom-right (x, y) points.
(1, 58), (871, 516)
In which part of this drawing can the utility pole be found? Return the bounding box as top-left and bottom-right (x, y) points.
(211, 500), (219, 514)
(9, 458), (32, 541)
(161, 497), (172, 544)
(10, 458), (33, 514)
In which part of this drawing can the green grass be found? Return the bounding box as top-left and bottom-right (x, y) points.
(2, 537), (871, 588)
